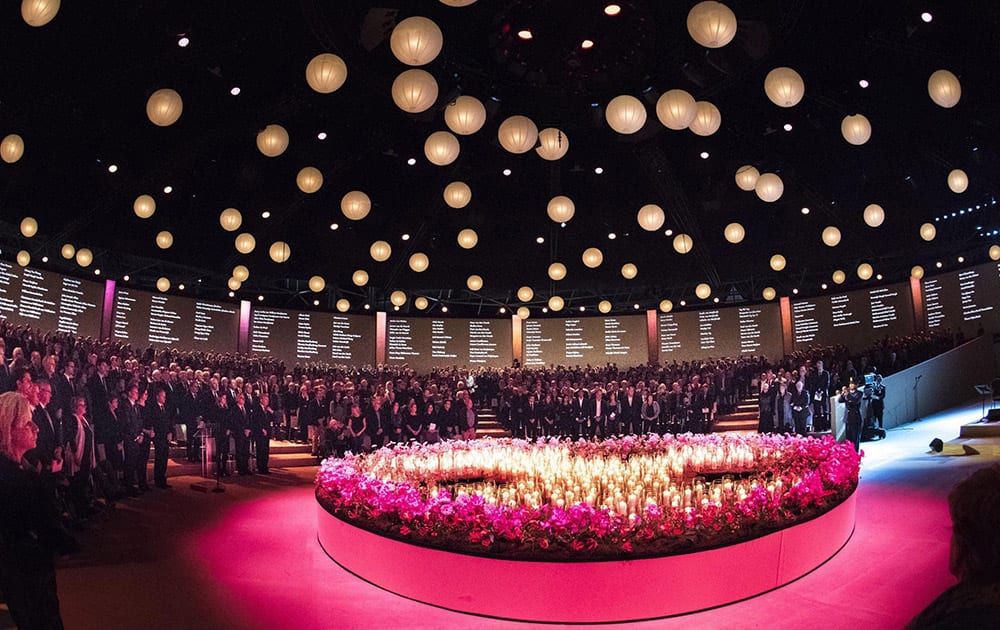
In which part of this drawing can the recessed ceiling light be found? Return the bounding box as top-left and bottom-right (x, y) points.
(107, 164), (118, 173)
(579, 306), (586, 312)
(261, 211), (270, 219)
(230, 86), (240, 96)
(594, 167), (604, 174)
(608, 232), (616, 240)
(713, 297), (719, 303)
(329, 223), (339, 230)
(95, 269), (102, 276)
(921, 12), (932, 23)
(499, 307), (506, 314)
(633, 303), (640, 310)
(178, 283), (184, 290)
(441, 306), (449, 313)
(257, 295), (264, 301)
(958, 256), (965, 263)
(821, 283), (828, 289)
(664, 229), (673, 236)
(228, 291), (235, 297)
(604, 4), (621, 16)
(123, 275), (130, 282)
(314, 300), (320, 306)
(502, 168), (512, 176)
(783, 123), (793, 131)
(364, 304), (371, 310)
(536, 236), (544, 244)
(859, 79), (869, 88)
(936, 261), (943, 268)
(581, 39), (594, 49)
(402, 233), (410, 241)
(542, 307), (549, 313)
(517, 29), (532, 40)
(560, 222), (566, 228)
(163, 185), (173, 194)
(407, 157), (416, 166)
(801, 207), (810, 215)
(792, 288), (799, 294)
(177, 36), (190, 48)
(679, 300), (686, 307)
(41, 256), (48, 263)
(317, 132), (328, 140)
(699, 151), (710, 159)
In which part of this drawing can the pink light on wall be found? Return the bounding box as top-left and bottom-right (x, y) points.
(101, 280), (116, 341)
(238, 300), (251, 353)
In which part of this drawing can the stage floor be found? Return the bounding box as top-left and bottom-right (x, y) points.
(27, 400), (1000, 630)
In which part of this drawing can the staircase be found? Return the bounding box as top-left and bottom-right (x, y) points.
(475, 407), (510, 438)
(149, 441), (317, 478)
(713, 396), (760, 433)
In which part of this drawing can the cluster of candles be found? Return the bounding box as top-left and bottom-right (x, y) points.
(362, 441), (795, 518)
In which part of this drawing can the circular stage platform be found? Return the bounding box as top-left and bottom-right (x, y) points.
(317, 489), (856, 623)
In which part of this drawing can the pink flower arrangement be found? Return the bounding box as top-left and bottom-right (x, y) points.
(316, 434), (860, 561)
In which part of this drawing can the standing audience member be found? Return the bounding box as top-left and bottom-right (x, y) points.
(838, 383), (864, 452)
(250, 392), (274, 474)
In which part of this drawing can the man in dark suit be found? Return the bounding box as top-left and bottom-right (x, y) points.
(588, 389), (609, 438)
(250, 393), (275, 474)
(364, 394), (387, 447)
(30, 378), (62, 470)
(620, 385), (642, 435)
(229, 392), (252, 475)
(50, 360), (76, 423)
(145, 388), (172, 488)
(120, 384), (148, 494)
(571, 389), (588, 440)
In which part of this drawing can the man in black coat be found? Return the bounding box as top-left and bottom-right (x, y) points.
(145, 388), (172, 488)
(249, 393), (275, 474)
(120, 384), (147, 493)
(619, 385), (642, 435)
(838, 383), (864, 452)
(229, 392), (252, 475)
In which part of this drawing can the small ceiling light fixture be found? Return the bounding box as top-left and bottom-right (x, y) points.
(441, 306), (449, 313)
(178, 283), (184, 290)
(859, 79), (869, 88)
(257, 295), (264, 301)
(921, 12), (932, 23)
(41, 256), (48, 263)
(783, 123), (793, 131)
(502, 168), (512, 176)
(107, 164), (118, 173)
(664, 228), (674, 236)
(95, 269), (102, 276)
(314, 300), (320, 306)
(792, 288), (799, 294)
(406, 157), (416, 165)
(261, 210), (271, 219)
(542, 307), (549, 313)
(364, 304), (371, 310)
(228, 291), (235, 298)
(499, 307), (506, 314)
(536, 236), (544, 244)
(679, 300), (687, 307)
(581, 39), (594, 49)
(821, 283), (828, 290)
(876, 274), (884, 280)
(801, 207), (810, 215)
(594, 167), (604, 174)
(713, 297), (719, 303)
(177, 36), (190, 47)
(700, 151), (710, 159)
(633, 303), (640, 310)
(517, 29), (533, 40)
(935, 261), (943, 268)
(317, 132), (328, 140)
(402, 233), (411, 241)
(957, 256), (965, 263)
(230, 86), (241, 96)
(608, 232), (616, 240)
(604, 4), (621, 16)
(329, 223), (339, 230)
(163, 185), (173, 194)
(579, 306), (586, 312)
(123, 275), (130, 282)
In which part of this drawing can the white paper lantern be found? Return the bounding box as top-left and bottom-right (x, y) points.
(927, 70), (961, 108)
(517, 286), (534, 302)
(1, 134), (25, 163)
(256, 124), (289, 157)
(548, 295), (565, 312)
(724, 222), (745, 244)
(146, 89), (183, 127)
(390, 16), (443, 66)
(857, 263), (874, 280)
(296, 167), (323, 194)
(832, 270), (846, 285)
(762, 287), (776, 301)
(695, 283), (712, 299)
(21, 0), (60, 27)
(920, 223), (936, 241)
(821, 226), (841, 247)
(20, 217), (38, 238)
(341, 191), (372, 221)
(156, 277), (170, 292)
(516, 306), (530, 319)
(863, 204), (885, 228)
(498, 116), (538, 154)
(735, 165), (759, 191)
(770, 254), (786, 271)
(689, 101), (722, 136)
(16, 250), (30, 267)
(841, 114), (871, 146)
(457, 228), (478, 249)
(444, 95), (486, 135)
(659, 299), (673, 313)
(269, 241), (291, 263)
(440, 0), (477, 6)
(755, 172), (784, 202)
(764, 67), (805, 108)
(910, 266), (925, 280)
(219, 208), (242, 231)
(414, 297), (429, 310)
(308, 276), (326, 292)
(390, 290), (407, 307)
(155, 231), (173, 249)
(75, 248), (93, 267)
(621, 263), (638, 280)
(424, 131), (460, 166)
(546, 196), (576, 224)
(535, 128), (569, 161)
(133, 195), (156, 219)
(391, 69), (439, 114)
(598, 300), (612, 314)
(61, 244), (75, 260)
(336, 299), (350, 313)
(466, 274), (483, 291)
(443, 181), (472, 208)
(673, 233), (693, 254)
(370, 241), (392, 262)
(637, 204), (665, 231)
(228, 277), (242, 291)
(352, 270), (370, 286)
(605, 95), (647, 134)
(686, 1), (737, 48)
(655, 90), (697, 130)
(582, 247), (604, 268)
(305, 53), (347, 94)
(947, 169), (968, 193)
(409, 252), (429, 272)
(232, 265), (250, 282)
(548, 262), (567, 281)
(990, 245), (1000, 261)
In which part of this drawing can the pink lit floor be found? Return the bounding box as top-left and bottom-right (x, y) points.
(42, 402), (998, 630)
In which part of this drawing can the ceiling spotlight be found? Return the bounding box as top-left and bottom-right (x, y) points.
(313, 300), (320, 306)
(123, 275), (130, 282)
(364, 304), (371, 310)
(713, 297), (719, 303)
(633, 303), (640, 310)
(41, 256), (48, 263)
(163, 185), (173, 194)
(783, 123), (793, 131)
(801, 207), (810, 215)
(560, 222), (566, 228)
(821, 283), (828, 290)
(664, 229), (674, 236)
(257, 295), (263, 301)
(178, 283), (184, 290)
(958, 256), (965, 263)
(542, 307), (549, 313)
(393, 305), (400, 311)
(407, 157), (416, 166)
(230, 86), (241, 96)
(876, 274), (884, 280)
(502, 168), (512, 176)
(517, 29), (533, 40)
(536, 236), (544, 244)
(608, 232), (616, 240)
(936, 261), (943, 268)
(859, 79), (869, 88)
(107, 164), (118, 173)
(95, 269), (102, 276)
(792, 288), (799, 294)
(402, 233), (411, 241)
(329, 223), (339, 230)
(228, 291), (235, 297)
(699, 151), (710, 159)
(261, 211), (271, 219)
(579, 306), (586, 312)
(594, 167), (604, 174)
(679, 300), (686, 307)
(317, 132), (328, 140)
(499, 307), (506, 314)
(581, 39), (594, 49)
(177, 36), (190, 48)
(921, 12), (932, 23)
(441, 306), (448, 313)
(604, 4), (621, 16)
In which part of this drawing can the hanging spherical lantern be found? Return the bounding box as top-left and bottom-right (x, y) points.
(227, 277), (242, 291)
(673, 233), (693, 254)
(734, 165), (759, 191)
(155, 231), (173, 249)
(156, 277), (170, 292)
(217, 208), (241, 231)
(269, 241), (291, 263)
(16, 250), (30, 267)
(352, 269), (370, 287)
(20, 217), (38, 238)
(724, 222), (745, 244)
(390, 290), (407, 307)
(863, 204), (885, 228)
(920, 223), (936, 241)
(841, 114), (871, 146)
(232, 265), (250, 282)
(414, 296), (429, 310)
(821, 226), (841, 247)
(134, 195), (156, 219)
(990, 245), (1000, 261)
(857, 263), (874, 280)
(391, 69), (439, 114)
(770, 254), (786, 271)
(296, 166), (323, 194)
(370, 240), (392, 262)
(910, 265), (925, 280)
(755, 172), (784, 202)
(548, 262), (567, 281)
(621, 263), (638, 279)
(659, 299), (673, 313)
(947, 169), (968, 193)
(686, 1), (737, 48)
(61, 243), (75, 260)
(655, 89), (697, 130)
(457, 228), (478, 249)
(466, 274), (483, 291)
(582, 247), (604, 268)
(764, 67), (805, 108)
(547, 196), (575, 223)
(443, 181), (472, 208)
(336, 299), (350, 313)
(444, 95), (486, 135)
(695, 283), (712, 299)
(762, 287), (776, 301)
(516, 306), (530, 319)
(598, 300), (612, 314)
(689, 101), (722, 136)
(235, 233), (256, 254)
(305, 53), (348, 94)
(390, 16), (443, 66)
(498, 115), (538, 154)
(517, 286), (534, 302)
(409, 252), (429, 272)
(21, 0), (60, 27)
(637, 204), (665, 231)
(440, 0), (477, 6)
(76, 248), (93, 267)
(308, 276), (326, 292)
(927, 70), (961, 108)
(341, 191), (372, 221)
(424, 131), (460, 166)
(605, 95), (647, 134)
(535, 128), (569, 161)
(146, 89), (183, 127)
(548, 295), (565, 312)
(256, 124), (289, 157)
(832, 270), (846, 285)
(1, 134), (25, 163)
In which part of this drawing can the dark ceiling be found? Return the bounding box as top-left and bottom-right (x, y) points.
(1, 0), (999, 316)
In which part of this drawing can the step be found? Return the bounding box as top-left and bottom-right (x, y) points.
(155, 450), (320, 478)
(148, 440), (311, 460)
(713, 418), (760, 431)
(717, 411), (759, 421)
